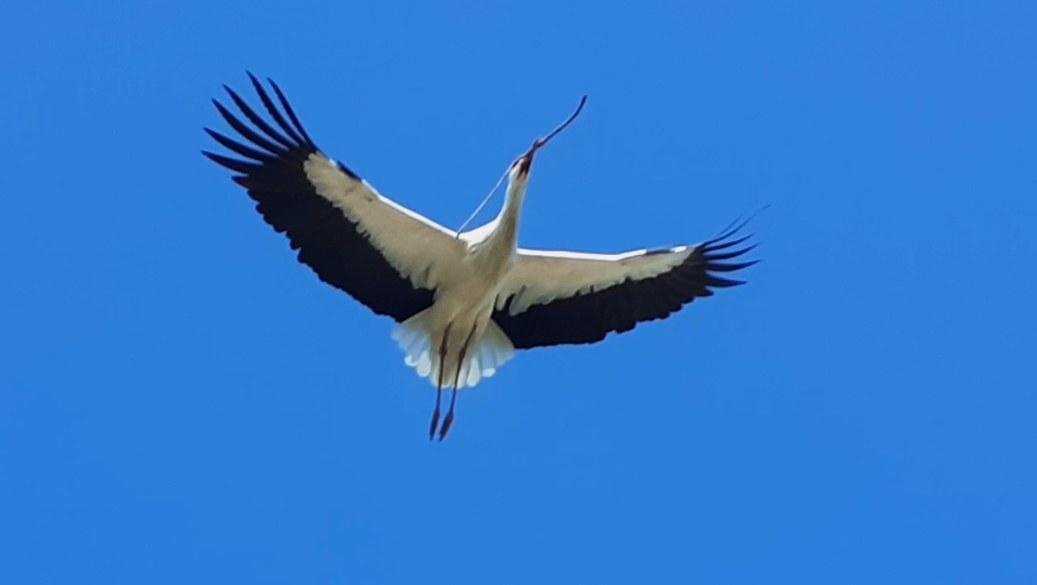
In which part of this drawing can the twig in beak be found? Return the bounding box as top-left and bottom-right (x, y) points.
(527, 95), (588, 156)
(515, 94), (588, 175)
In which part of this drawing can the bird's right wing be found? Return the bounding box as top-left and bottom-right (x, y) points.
(492, 225), (756, 349)
(204, 74), (467, 322)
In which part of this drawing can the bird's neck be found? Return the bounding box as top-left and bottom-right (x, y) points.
(494, 183), (524, 249)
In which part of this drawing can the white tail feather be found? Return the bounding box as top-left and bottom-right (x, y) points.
(391, 310), (514, 389)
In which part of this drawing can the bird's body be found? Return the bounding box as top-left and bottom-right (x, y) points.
(205, 75), (756, 438)
(302, 150), (527, 395)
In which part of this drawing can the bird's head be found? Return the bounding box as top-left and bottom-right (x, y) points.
(508, 150), (534, 183)
(505, 144), (538, 199)
(504, 153), (533, 203)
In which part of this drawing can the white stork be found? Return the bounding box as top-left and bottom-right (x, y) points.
(204, 74), (757, 439)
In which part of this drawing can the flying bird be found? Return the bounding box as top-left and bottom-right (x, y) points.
(204, 74), (757, 440)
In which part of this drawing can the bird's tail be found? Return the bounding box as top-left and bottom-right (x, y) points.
(391, 309), (514, 389)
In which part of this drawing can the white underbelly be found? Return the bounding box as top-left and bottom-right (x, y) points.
(435, 279), (495, 323)
(433, 252), (511, 325)
(389, 255), (515, 389)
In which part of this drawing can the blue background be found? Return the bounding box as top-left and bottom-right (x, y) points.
(2, 1), (1034, 582)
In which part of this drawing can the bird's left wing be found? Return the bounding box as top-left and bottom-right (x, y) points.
(204, 74), (466, 322)
(492, 225), (756, 349)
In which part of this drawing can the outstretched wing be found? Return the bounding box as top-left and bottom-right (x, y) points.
(492, 224), (757, 349)
(203, 74), (466, 322)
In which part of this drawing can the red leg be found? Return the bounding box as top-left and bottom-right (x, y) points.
(438, 324), (477, 441)
(428, 324), (452, 440)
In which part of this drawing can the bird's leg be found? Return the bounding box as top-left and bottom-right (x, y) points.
(439, 324), (477, 441)
(429, 324), (452, 440)
(428, 386), (442, 441)
(438, 388), (458, 442)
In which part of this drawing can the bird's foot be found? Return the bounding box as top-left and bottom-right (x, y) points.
(437, 411), (455, 441)
(428, 408), (441, 441)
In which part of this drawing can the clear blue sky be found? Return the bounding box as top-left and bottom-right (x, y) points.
(1, 1), (1034, 583)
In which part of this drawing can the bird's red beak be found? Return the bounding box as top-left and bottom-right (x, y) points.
(516, 151), (534, 176)
(516, 137), (543, 177)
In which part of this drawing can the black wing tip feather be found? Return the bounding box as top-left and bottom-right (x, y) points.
(202, 150), (257, 174)
(204, 72), (365, 181)
(696, 217), (762, 289)
(709, 204), (769, 244)
(266, 76), (317, 149)
(204, 73), (319, 163)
